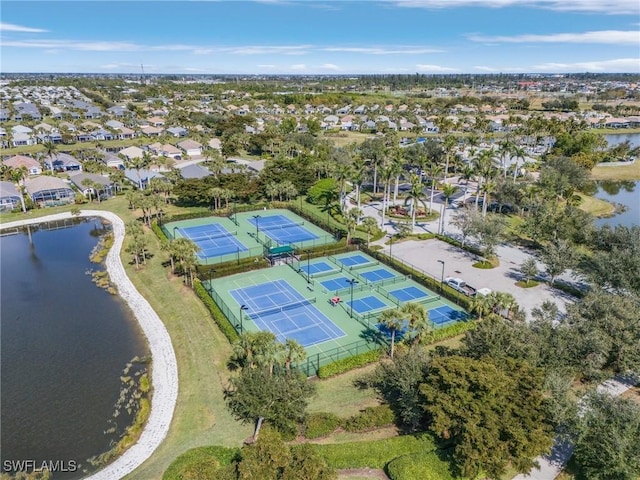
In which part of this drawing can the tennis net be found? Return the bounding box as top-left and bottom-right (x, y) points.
(249, 297), (316, 317)
(186, 230), (238, 242)
(260, 221), (305, 231)
(349, 260), (379, 270)
(310, 267), (340, 279)
(375, 274), (411, 287)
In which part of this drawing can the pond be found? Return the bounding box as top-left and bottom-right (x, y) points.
(0, 218), (148, 479)
(593, 180), (640, 228)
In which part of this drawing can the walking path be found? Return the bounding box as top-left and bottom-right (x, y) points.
(513, 375), (638, 480)
(0, 210), (178, 480)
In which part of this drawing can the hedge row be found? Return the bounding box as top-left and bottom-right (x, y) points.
(193, 279), (239, 343)
(317, 348), (384, 379)
(304, 405), (395, 439)
(161, 208), (213, 224)
(434, 233), (484, 258)
(162, 446), (240, 480)
(343, 405), (395, 433)
(196, 256), (271, 279)
(304, 412), (342, 439)
(386, 451), (459, 480)
(422, 320), (477, 344)
(151, 221), (169, 243)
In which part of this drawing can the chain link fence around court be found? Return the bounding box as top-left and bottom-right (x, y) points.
(291, 339), (384, 377)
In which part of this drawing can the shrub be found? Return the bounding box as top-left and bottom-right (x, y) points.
(193, 279), (239, 343)
(386, 451), (459, 480)
(304, 412), (341, 439)
(151, 221), (169, 243)
(318, 349), (383, 378)
(344, 405), (395, 432)
(422, 321), (476, 344)
(314, 432), (438, 469)
(472, 260), (494, 269)
(163, 446), (240, 480)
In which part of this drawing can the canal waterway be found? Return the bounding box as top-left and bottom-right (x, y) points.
(0, 218), (148, 479)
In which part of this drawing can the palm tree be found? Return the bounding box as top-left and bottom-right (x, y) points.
(361, 216), (378, 247)
(400, 302), (431, 347)
(345, 207), (361, 245)
(379, 308), (407, 359)
(439, 183), (458, 235)
(511, 145), (527, 182)
(481, 178), (497, 217)
(279, 180), (297, 202)
(472, 149), (497, 210)
(390, 147), (404, 204)
(265, 181), (279, 202)
(425, 162), (443, 216)
(126, 152), (152, 189)
(41, 140), (58, 173)
(379, 161), (394, 228)
(469, 294), (493, 320)
(81, 179), (96, 203)
(403, 174), (428, 229)
(283, 339), (306, 371)
(497, 139), (514, 179)
(442, 135), (457, 181)
(351, 155), (366, 215)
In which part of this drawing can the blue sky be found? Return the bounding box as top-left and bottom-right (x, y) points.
(1, 1), (638, 74)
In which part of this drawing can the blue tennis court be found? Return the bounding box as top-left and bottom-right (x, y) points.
(320, 276), (352, 292)
(337, 254), (370, 268)
(176, 224), (248, 259)
(249, 214), (318, 245)
(348, 295), (388, 314)
(428, 305), (468, 325)
(360, 268), (396, 283)
(301, 261), (336, 276)
(389, 286), (430, 302)
(229, 279), (345, 347)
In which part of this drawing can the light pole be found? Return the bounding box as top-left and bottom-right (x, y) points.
(305, 249), (312, 284)
(387, 233), (394, 258)
(252, 214), (261, 236)
(346, 278), (359, 318)
(437, 260), (445, 284)
(173, 226), (178, 239)
(239, 304), (249, 335)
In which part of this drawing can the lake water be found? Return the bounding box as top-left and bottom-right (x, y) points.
(0, 218), (148, 479)
(604, 132), (640, 149)
(594, 180), (640, 228)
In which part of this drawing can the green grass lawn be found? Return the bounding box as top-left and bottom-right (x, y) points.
(576, 193), (616, 217)
(591, 159), (640, 181)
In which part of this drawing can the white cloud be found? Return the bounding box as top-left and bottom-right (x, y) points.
(532, 58), (640, 72)
(2, 39), (144, 51)
(468, 30), (640, 45)
(323, 46), (443, 54)
(416, 64), (458, 72)
(473, 65), (500, 72)
(289, 63), (307, 70)
(320, 63), (340, 70)
(391, 0), (639, 15)
(257, 64), (277, 68)
(0, 22), (48, 33)
(221, 45), (310, 55)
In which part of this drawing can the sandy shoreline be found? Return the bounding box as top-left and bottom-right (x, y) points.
(0, 210), (178, 480)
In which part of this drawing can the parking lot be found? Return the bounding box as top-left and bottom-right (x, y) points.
(388, 238), (574, 319)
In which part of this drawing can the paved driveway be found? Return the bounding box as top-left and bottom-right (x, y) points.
(387, 238), (573, 318)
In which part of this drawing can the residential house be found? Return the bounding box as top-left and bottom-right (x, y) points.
(44, 152), (82, 172)
(140, 125), (163, 137)
(146, 116), (165, 127)
(4, 155), (42, 175)
(105, 120), (124, 130)
(25, 176), (75, 206)
(0, 109), (10, 122)
(166, 126), (188, 138)
(124, 168), (165, 189)
(119, 146), (145, 161)
(179, 164), (211, 179)
(117, 127), (136, 140)
(177, 139), (203, 157)
(91, 129), (115, 141)
(0, 181), (22, 212)
(13, 102), (42, 121)
(102, 153), (125, 170)
(107, 105), (129, 117)
(11, 132), (37, 147)
(69, 172), (113, 200)
(150, 143), (182, 160)
(353, 105), (367, 115)
(336, 105), (351, 115)
(323, 115), (339, 126)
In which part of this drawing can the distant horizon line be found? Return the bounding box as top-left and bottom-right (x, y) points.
(2, 72), (639, 77)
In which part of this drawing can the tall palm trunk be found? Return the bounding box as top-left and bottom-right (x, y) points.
(393, 175), (399, 204)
